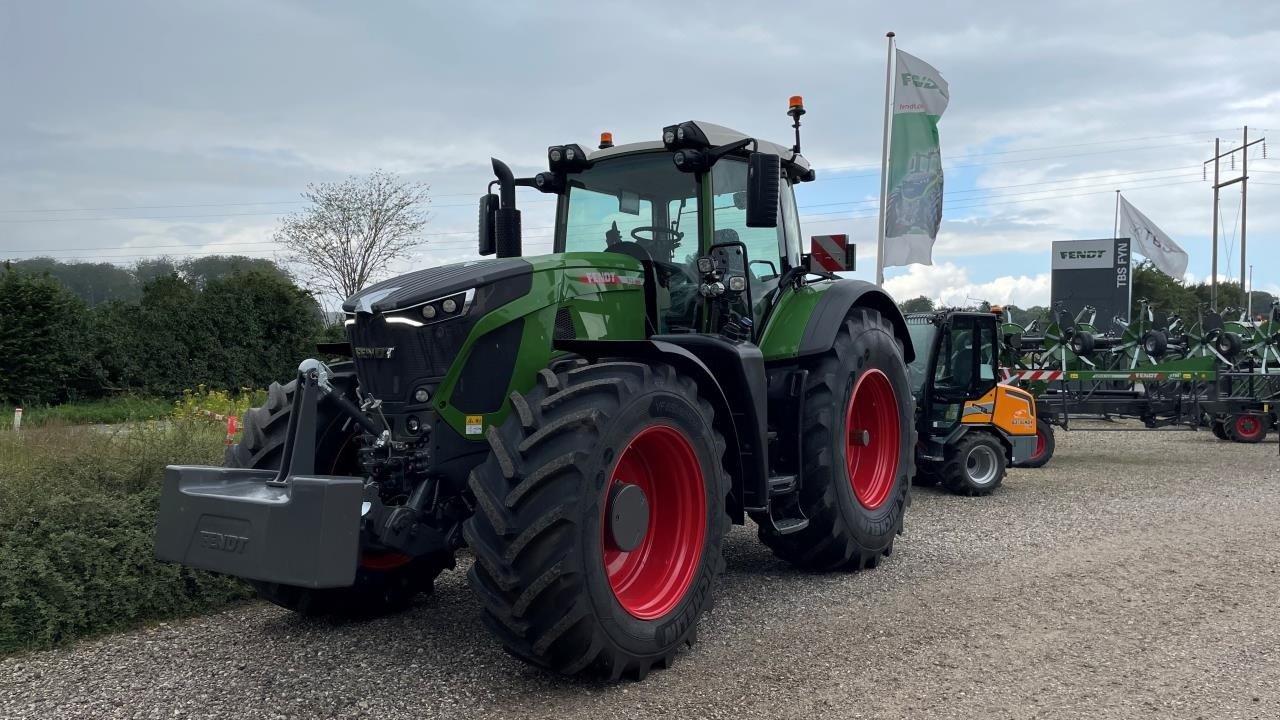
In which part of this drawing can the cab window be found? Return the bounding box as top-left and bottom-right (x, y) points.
(710, 160), (784, 319)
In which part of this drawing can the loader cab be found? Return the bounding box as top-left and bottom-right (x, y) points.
(907, 311), (1000, 431)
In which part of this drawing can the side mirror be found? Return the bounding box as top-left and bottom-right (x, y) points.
(745, 152), (780, 228)
(478, 193), (498, 256)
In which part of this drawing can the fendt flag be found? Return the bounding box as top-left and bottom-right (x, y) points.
(1117, 194), (1189, 279)
(882, 49), (949, 268)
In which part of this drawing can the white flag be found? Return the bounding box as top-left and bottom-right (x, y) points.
(1117, 195), (1189, 278)
(882, 50), (949, 268)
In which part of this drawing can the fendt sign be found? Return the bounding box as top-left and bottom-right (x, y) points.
(1050, 238), (1132, 330)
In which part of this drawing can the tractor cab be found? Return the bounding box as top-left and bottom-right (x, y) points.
(479, 119), (822, 345)
(907, 309), (1042, 494)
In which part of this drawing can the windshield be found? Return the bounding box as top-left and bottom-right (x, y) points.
(561, 153), (697, 262)
(906, 321), (936, 396)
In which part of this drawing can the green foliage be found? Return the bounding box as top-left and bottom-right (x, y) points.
(1131, 261), (1275, 322)
(0, 396), (172, 429)
(0, 269), (94, 405)
(3, 262), (325, 404)
(9, 255), (289, 306)
(173, 386), (266, 431)
(94, 271), (324, 397)
(898, 295), (936, 314)
(7, 258), (141, 305)
(0, 422), (252, 653)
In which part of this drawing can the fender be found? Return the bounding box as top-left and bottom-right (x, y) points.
(555, 336), (770, 523)
(797, 279), (915, 362)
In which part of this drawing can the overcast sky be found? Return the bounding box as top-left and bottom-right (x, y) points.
(2, 1), (1277, 308)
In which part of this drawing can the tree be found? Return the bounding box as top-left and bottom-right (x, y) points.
(275, 170), (430, 303)
(133, 257), (180, 287)
(10, 257), (140, 305)
(899, 295), (935, 314)
(179, 255), (288, 288)
(0, 269), (92, 404)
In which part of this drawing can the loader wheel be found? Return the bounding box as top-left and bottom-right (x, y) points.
(757, 307), (915, 571)
(1227, 413), (1267, 443)
(226, 368), (449, 617)
(464, 361), (730, 680)
(939, 432), (1007, 496)
(1021, 418), (1055, 468)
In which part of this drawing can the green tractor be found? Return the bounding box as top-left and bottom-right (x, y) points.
(155, 104), (917, 680)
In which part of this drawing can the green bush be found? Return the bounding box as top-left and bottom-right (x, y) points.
(0, 422), (252, 654)
(0, 395), (173, 429)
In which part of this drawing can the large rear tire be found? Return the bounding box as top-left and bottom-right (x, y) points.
(464, 361), (730, 680)
(227, 368), (450, 617)
(1020, 418), (1055, 468)
(757, 308), (915, 570)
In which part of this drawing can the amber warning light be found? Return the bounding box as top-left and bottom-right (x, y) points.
(599, 132), (614, 149)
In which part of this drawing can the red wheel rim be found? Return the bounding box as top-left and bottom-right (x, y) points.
(603, 425), (706, 620)
(1235, 415), (1263, 439)
(845, 369), (901, 510)
(1033, 427), (1047, 460)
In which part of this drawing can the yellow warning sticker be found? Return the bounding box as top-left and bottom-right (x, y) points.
(465, 415), (483, 435)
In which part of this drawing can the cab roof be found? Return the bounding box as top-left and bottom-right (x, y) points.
(586, 121), (811, 173)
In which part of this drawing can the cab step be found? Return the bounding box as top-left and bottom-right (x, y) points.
(767, 474), (797, 497)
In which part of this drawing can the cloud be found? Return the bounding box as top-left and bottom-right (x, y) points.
(884, 262), (1051, 307)
(0, 0), (1276, 299)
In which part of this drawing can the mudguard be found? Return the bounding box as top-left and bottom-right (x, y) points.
(797, 279), (915, 362)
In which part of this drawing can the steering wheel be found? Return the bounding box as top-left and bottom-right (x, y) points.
(630, 225), (684, 246)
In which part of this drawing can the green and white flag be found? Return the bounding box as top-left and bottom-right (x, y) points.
(883, 49), (949, 267)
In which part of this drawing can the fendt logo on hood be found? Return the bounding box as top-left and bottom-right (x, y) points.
(1059, 250), (1107, 260)
(353, 346), (395, 359)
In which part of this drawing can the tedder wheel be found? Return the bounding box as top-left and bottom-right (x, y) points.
(227, 367), (451, 617)
(1226, 413), (1267, 444)
(1211, 419), (1228, 441)
(464, 361), (730, 680)
(1020, 418), (1056, 468)
(938, 432), (1007, 496)
(757, 307), (915, 571)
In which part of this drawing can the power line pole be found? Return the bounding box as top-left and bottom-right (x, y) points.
(1241, 126), (1248, 293)
(1203, 127), (1264, 309)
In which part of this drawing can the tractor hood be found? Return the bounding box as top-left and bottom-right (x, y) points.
(342, 257), (532, 315)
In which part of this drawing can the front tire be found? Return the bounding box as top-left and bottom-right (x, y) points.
(939, 431), (1007, 496)
(464, 361), (731, 680)
(757, 308), (915, 571)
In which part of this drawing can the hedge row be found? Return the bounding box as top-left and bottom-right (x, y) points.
(0, 422), (253, 654)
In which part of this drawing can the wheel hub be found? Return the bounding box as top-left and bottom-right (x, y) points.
(606, 482), (649, 552)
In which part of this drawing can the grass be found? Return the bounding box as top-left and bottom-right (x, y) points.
(0, 395), (173, 429)
(0, 421), (253, 654)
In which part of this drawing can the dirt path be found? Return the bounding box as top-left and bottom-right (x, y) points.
(2, 428), (1277, 719)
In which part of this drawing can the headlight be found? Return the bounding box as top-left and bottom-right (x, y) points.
(397, 288), (475, 326)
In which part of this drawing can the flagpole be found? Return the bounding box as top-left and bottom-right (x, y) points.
(875, 31), (896, 286)
(1113, 190), (1120, 239)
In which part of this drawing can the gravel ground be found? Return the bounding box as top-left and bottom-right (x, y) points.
(2, 425), (1278, 719)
